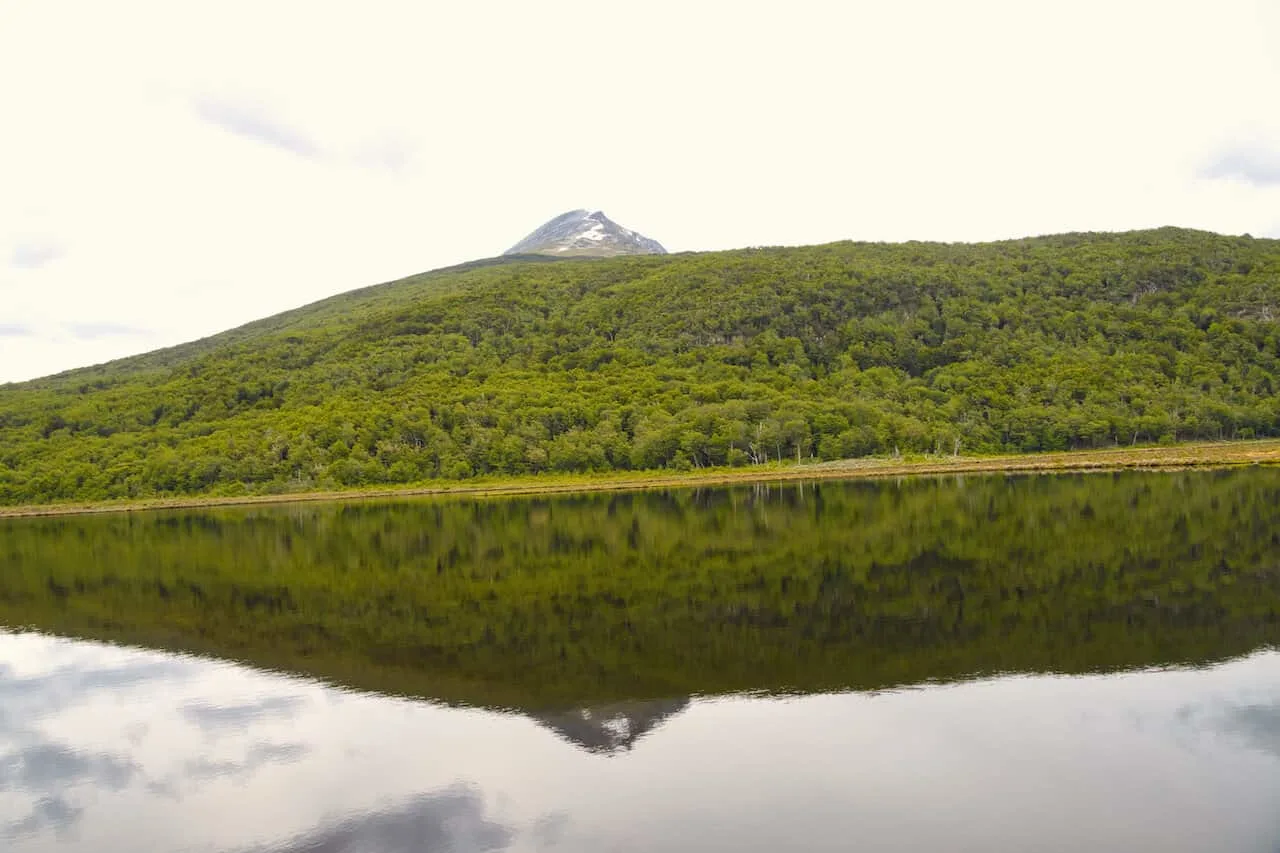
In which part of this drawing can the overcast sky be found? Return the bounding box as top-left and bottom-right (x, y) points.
(2, 0), (1279, 383)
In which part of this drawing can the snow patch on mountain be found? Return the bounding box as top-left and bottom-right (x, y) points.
(504, 210), (667, 257)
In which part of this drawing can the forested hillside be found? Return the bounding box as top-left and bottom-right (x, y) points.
(1, 227), (1278, 505)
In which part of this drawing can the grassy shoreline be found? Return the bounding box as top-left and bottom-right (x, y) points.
(2, 438), (1278, 520)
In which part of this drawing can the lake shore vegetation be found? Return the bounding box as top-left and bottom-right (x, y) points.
(0, 437), (1277, 519)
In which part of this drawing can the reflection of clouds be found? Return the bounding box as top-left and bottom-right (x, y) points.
(182, 695), (307, 733)
(238, 785), (514, 853)
(0, 658), (193, 721)
(184, 742), (310, 782)
(3, 796), (82, 840)
(529, 812), (569, 848)
(0, 742), (138, 842)
(0, 636), (323, 846)
(0, 743), (139, 792)
(1217, 704), (1280, 759)
(0, 632), (580, 852)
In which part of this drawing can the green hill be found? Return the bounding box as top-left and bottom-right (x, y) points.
(1, 227), (1278, 506)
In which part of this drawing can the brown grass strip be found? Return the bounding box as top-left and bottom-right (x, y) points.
(2, 439), (1278, 519)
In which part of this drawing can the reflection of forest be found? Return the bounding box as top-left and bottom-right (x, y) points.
(1, 470), (1278, 713)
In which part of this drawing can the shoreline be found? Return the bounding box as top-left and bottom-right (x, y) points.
(2, 439), (1278, 520)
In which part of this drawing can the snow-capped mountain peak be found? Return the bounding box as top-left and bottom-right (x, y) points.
(504, 210), (667, 257)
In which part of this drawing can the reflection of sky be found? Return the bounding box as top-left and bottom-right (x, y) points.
(1, 630), (1279, 852)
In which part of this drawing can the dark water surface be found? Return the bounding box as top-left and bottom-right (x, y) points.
(2, 469), (1279, 851)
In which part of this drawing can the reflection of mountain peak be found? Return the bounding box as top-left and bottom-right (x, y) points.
(534, 698), (690, 754)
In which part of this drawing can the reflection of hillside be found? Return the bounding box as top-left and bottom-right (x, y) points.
(1, 470), (1279, 712)
(534, 699), (690, 754)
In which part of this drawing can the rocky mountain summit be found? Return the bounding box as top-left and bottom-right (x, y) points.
(504, 209), (667, 257)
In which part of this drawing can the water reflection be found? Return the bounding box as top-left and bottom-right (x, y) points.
(181, 696), (308, 733)
(236, 786), (516, 853)
(533, 699), (690, 754)
(2, 630), (1280, 852)
(1216, 704), (1280, 758)
(4, 470), (1280, 849)
(3, 470), (1280, 711)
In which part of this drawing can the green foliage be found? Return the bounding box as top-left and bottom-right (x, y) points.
(2, 470), (1278, 709)
(1, 228), (1279, 505)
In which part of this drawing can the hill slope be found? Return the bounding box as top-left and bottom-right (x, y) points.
(1, 227), (1278, 506)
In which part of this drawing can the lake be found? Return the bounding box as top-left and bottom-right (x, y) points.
(2, 469), (1279, 851)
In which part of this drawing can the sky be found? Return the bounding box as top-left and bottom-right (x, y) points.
(2, 0), (1279, 383)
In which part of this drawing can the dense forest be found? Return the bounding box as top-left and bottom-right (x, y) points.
(1, 227), (1278, 505)
(2, 471), (1278, 709)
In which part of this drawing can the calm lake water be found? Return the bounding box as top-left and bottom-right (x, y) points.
(2, 469), (1279, 852)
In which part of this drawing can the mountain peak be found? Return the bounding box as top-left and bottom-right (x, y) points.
(505, 209), (667, 258)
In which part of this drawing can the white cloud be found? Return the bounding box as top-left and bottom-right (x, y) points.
(64, 322), (154, 341)
(192, 95), (320, 159)
(9, 240), (64, 270)
(1200, 141), (1280, 187)
(1, 0), (1279, 382)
